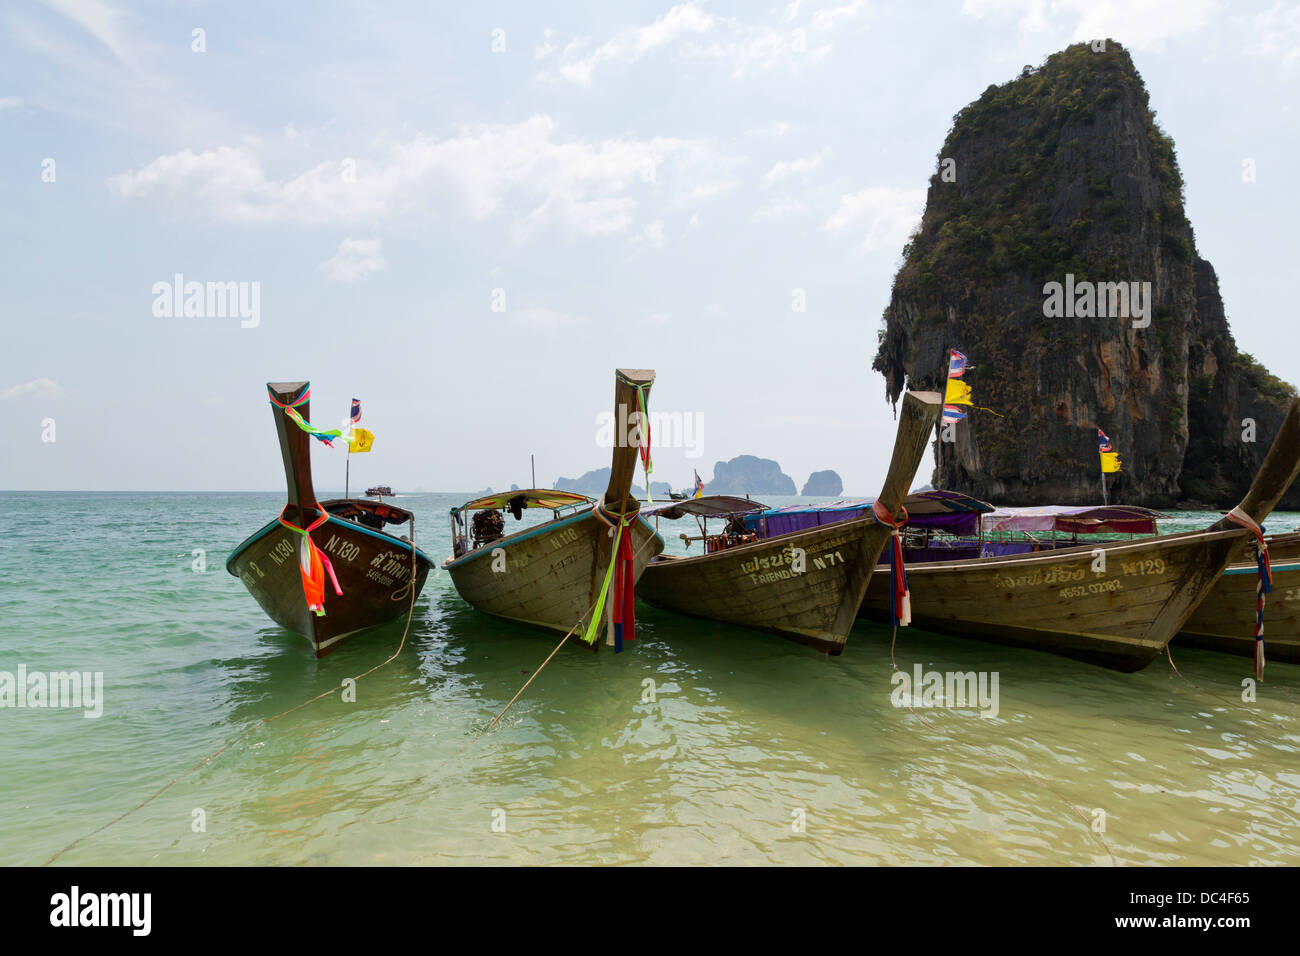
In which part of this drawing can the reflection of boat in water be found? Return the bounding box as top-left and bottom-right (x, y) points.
(443, 369), (664, 647)
(637, 390), (942, 653)
(227, 381), (435, 658)
(365, 485), (394, 498)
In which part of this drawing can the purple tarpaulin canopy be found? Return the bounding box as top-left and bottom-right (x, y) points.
(980, 505), (1169, 535)
(741, 490), (994, 538)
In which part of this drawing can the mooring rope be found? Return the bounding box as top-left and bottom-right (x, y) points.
(42, 535), (423, 866)
(463, 525), (661, 749)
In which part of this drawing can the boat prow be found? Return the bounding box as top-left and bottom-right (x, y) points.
(637, 389), (943, 653)
(443, 369), (665, 646)
(227, 381), (434, 657)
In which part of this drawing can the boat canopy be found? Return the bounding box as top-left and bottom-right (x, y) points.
(741, 489), (994, 537)
(641, 495), (768, 519)
(980, 505), (1169, 536)
(453, 489), (594, 514)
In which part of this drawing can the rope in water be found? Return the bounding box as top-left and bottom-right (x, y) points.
(42, 535), (423, 866)
(465, 524), (661, 747)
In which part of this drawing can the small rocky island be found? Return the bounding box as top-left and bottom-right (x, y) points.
(705, 455), (797, 495)
(801, 470), (844, 496)
(554, 466), (672, 498)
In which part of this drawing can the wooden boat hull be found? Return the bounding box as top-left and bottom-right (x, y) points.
(861, 528), (1258, 671)
(637, 389), (943, 653)
(228, 514), (433, 658)
(1176, 532), (1300, 663)
(638, 516), (895, 653)
(442, 510), (663, 640)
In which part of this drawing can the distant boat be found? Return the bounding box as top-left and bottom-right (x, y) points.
(227, 381), (435, 657)
(636, 390), (942, 653)
(443, 369), (664, 646)
(668, 491), (687, 500)
(365, 485), (394, 497)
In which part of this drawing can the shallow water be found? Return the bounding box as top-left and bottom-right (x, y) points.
(1, 492), (1297, 865)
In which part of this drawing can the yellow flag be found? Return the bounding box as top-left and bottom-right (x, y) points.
(944, 379), (973, 406)
(349, 428), (374, 453)
(1100, 451), (1121, 473)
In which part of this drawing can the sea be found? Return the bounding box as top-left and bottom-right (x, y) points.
(1, 491), (1298, 866)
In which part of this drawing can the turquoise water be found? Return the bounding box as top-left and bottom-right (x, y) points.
(1, 492), (1298, 866)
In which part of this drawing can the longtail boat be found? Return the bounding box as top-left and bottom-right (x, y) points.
(853, 397), (1300, 671)
(1177, 531), (1300, 664)
(442, 369), (664, 648)
(227, 381), (435, 658)
(635, 390), (943, 653)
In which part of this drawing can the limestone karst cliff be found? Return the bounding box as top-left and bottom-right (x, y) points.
(873, 41), (1297, 508)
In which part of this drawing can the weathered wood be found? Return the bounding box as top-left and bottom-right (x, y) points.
(861, 396), (1300, 671)
(229, 381), (434, 657)
(444, 368), (665, 645)
(1176, 531), (1300, 663)
(638, 390), (942, 652)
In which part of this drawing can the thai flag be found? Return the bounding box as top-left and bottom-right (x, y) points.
(693, 470), (704, 495)
(350, 399), (362, 424)
(1098, 429), (1112, 453)
(942, 405), (967, 424)
(948, 349), (968, 378)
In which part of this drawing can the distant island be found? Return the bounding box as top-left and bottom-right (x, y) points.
(705, 455), (796, 495)
(554, 466), (672, 497)
(801, 470), (843, 496)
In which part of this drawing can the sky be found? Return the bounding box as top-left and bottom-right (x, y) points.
(2, 0), (1298, 494)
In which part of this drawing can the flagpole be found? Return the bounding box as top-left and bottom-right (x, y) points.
(1101, 469), (1108, 506)
(346, 442), (351, 499)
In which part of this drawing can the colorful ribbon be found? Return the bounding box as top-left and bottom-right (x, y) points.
(584, 503), (638, 651)
(1226, 507), (1271, 679)
(278, 505), (344, 616)
(267, 385), (343, 446)
(873, 500), (911, 627)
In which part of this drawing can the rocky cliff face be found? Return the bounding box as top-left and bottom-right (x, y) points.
(873, 41), (1298, 509)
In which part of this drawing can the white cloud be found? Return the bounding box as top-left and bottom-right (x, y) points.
(637, 219), (667, 246)
(318, 238), (388, 283)
(762, 147), (830, 184)
(0, 377), (66, 401)
(961, 0), (1216, 51)
(513, 308), (588, 330)
(648, 312), (670, 324)
(43, 0), (138, 67)
(541, 1), (867, 84)
(680, 181), (738, 202)
(108, 117), (723, 241)
(0, 97), (21, 110)
(824, 186), (925, 253)
(754, 198), (807, 219)
(544, 3), (715, 85)
(1246, 2), (1300, 64)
